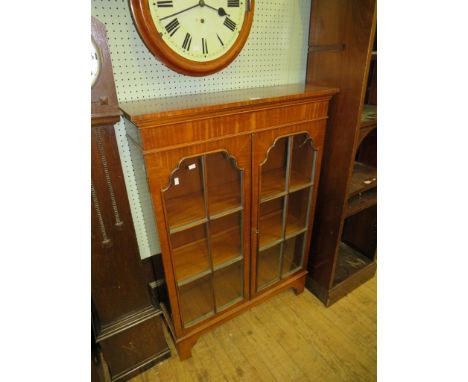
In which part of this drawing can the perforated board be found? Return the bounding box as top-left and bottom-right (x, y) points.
(92, 0), (311, 101)
(91, 0), (312, 259)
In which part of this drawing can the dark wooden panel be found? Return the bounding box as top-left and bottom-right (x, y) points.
(91, 355), (101, 382)
(92, 16), (170, 380)
(366, 55), (377, 105)
(306, 0), (377, 291)
(99, 314), (170, 381)
(356, 128), (377, 167)
(91, 124), (153, 329)
(342, 205), (377, 260)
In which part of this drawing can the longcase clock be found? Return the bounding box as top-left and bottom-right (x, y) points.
(91, 16), (170, 382)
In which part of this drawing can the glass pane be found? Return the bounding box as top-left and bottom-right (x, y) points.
(213, 260), (243, 311)
(260, 137), (288, 201)
(170, 223), (210, 285)
(286, 188), (310, 238)
(178, 275), (215, 328)
(257, 244), (281, 290)
(206, 151), (242, 217)
(259, 197), (285, 250)
(289, 134), (315, 192)
(282, 233), (305, 277)
(163, 156), (206, 231)
(210, 211), (242, 268)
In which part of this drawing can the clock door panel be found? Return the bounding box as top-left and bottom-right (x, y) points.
(144, 135), (251, 334)
(252, 131), (318, 295)
(91, 125), (152, 326)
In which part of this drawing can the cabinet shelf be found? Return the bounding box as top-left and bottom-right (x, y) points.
(208, 181), (242, 218)
(166, 193), (206, 233)
(289, 169), (313, 193)
(260, 168), (287, 202)
(210, 206), (243, 221)
(174, 220), (243, 286)
(173, 238), (211, 286)
(285, 214), (307, 239)
(346, 188), (377, 218)
(348, 161), (377, 198)
(211, 226), (242, 269)
(361, 104), (377, 129)
(333, 242), (373, 286)
(259, 210), (284, 250)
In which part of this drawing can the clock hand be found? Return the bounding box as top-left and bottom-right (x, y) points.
(160, 3), (200, 21)
(203, 2), (230, 17)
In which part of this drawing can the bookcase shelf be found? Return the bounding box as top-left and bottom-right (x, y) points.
(260, 168), (287, 202)
(208, 181), (242, 218)
(346, 188), (377, 218)
(166, 193), (206, 233)
(349, 161), (377, 197)
(211, 225), (242, 269)
(333, 242), (373, 286)
(361, 104), (377, 129)
(259, 210), (284, 250)
(289, 169), (313, 193)
(173, 238), (211, 286)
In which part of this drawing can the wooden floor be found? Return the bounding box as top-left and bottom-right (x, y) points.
(130, 277), (377, 382)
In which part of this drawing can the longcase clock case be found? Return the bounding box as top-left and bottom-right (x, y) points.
(120, 84), (338, 359)
(91, 17), (170, 382)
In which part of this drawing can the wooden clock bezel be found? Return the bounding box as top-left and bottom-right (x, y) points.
(129, 0), (255, 76)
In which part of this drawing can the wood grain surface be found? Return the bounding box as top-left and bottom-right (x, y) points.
(306, 0), (377, 304)
(129, 276), (377, 382)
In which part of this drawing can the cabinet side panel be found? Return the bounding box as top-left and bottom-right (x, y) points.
(306, 0), (377, 289)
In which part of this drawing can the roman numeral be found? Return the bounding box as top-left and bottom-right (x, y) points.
(182, 33), (192, 50)
(157, 0), (173, 7)
(165, 18), (180, 36)
(217, 34), (224, 46)
(227, 0), (239, 7)
(224, 17), (237, 31)
(202, 38), (208, 55)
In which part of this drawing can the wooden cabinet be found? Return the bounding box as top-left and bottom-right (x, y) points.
(305, 0), (377, 306)
(120, 84), (337, 359)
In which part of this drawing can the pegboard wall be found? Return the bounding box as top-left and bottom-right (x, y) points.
(91, 0), (313, 259)
(91, 0), (312, 101)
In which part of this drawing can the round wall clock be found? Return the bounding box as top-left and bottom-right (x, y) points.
(130, 0), (255, 76)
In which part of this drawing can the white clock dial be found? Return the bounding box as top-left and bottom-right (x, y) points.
(149, 0), (247, 62)
(91, 38), (101, 87)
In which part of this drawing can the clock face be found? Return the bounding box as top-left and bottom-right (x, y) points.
(91, 38), (101, 87)
(149, 0), (247, 62)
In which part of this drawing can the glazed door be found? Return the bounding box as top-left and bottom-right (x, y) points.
(144, 135), (251, 335)
(252, 130), (319, 295)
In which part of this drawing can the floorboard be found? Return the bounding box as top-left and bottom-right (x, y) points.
(129, 276), (377, 382)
